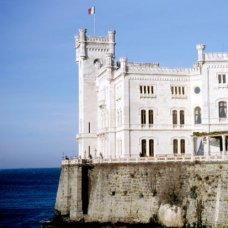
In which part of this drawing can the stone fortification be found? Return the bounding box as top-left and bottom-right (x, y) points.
(55, 162), (228, 227)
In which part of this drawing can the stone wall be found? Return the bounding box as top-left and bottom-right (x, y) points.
(55, 162), (228, 226)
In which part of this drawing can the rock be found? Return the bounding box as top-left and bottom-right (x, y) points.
(158, 204), (184, 227)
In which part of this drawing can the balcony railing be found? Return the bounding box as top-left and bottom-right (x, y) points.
(62, 154), (228, 165)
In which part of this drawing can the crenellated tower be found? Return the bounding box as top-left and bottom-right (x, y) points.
(75, 29), (116, 158)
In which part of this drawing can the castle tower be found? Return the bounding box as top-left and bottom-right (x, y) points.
(75, 29), (116, 158)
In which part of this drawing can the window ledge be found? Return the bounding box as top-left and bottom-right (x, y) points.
(171, 96), (187, 99)
(140, 95), (156, 98)
(218, 84), (228, 88)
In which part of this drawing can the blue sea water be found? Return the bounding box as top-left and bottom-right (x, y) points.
(0, 168), (60, 227)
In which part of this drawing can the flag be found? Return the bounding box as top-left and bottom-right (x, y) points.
(88, 6), (95, 15)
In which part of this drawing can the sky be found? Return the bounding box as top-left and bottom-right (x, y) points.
(1, 0), (228, 169)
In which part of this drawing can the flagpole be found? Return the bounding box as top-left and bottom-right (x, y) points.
(88, 6), (96, 35)
(93, 13), (96, 35)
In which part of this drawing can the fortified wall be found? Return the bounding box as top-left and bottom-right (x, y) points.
(55, 161), (228, 227)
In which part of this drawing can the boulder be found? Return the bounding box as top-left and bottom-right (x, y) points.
(158, 204), (184, 227)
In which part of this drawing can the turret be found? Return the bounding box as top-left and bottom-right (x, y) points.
(107, 30), (116, 57)
(75, 28), (87, 61)
(120, 57), (127, 74)
(196, 44), (206, 63)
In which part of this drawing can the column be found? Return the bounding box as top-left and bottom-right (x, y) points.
(178, 139), (181, 155)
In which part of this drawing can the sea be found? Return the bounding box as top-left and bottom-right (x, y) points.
(0, 168), (60, 228)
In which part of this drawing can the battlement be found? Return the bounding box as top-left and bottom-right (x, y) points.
(86, 36), (109, 43)
(127, 62), (200, 75)
(205, 52), (228, 62)
(75, 29), (115, 61)
(128, 62), (160, 68)
(196, 44), (228, 63)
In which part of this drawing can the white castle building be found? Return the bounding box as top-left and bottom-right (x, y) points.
(75, 29), (228, 160)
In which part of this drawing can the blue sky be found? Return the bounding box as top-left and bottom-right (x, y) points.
(1, 0), (228, 168)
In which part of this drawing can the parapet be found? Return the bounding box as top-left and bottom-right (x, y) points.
(205, 52), (228, 62)
(126, 62), (199, 76)
(75, 29), (116, 61)
(196, 44), (228, 63)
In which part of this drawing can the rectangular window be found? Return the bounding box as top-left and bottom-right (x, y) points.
(218, 74), (227, 84)
(218, 74), (222, 84)
(171, 86), (186, 97)
(139, 85), (155, 97)
(172, 110), (177, 125)
(223, 74), (226, 83)
(141, 110), (146, 125)
(171, 86), (174, 95)
(180, 110), (185, 125)
(149, 110), (153, 125)
(147, 86), (150, 94)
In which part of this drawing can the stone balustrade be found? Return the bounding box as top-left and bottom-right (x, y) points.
(62, 154), (228, 165)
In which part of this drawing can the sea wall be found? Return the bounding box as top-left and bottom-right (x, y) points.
(55, 162), (228, 227)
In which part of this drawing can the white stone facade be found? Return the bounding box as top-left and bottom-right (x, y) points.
(75, 29), (228, 159)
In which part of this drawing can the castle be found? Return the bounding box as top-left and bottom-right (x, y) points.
(55, 29), (228, 226)
(75, 28), (228, 161)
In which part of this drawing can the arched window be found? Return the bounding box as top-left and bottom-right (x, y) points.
(149, 110), (153, 125)
(180, 110), (185, 125)
(149, 139), (154, 157)
(181, 139), (185, 154)
(141, 110), (146, 125)
(172, 110), (177, 125)
(141, 139), (146, 157)
(219, 101), (227, 118)
(194, 107), (202, 124)
(93, 59), (101, 69)
(173, 139), (178, 154)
